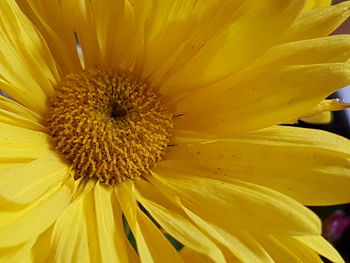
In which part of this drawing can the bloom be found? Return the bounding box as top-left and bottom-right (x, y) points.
(1, 0), (350, 262)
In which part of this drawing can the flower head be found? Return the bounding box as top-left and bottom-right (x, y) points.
(1, 0), (350, 262)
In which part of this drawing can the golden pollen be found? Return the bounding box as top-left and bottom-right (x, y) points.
(46, 69), (173, 185)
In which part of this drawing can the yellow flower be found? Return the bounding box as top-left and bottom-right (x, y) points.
(1, 0), (350, 262)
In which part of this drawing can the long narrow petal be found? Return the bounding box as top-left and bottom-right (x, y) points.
(0, 122), (51, 161)
(0, 95), (44, 131)
(180, 247), (216, 263)
(303, 0), (331, 11)
(0, 152), (70, 204)
(0, 177), (74, 246)
(295, 235), (344, 263)
(31, 227), (53, 263)
(252, 35), (350, 67)
(0, 0), (59, 115)
(51, 184), (131, 263)
(16, 0), (82, 74)
(158, 0), (304, 98)
(173, 63), (350, 134)
(169, 35), (350, 118)
(134, 180), (225, 263)
(51, 193), (92, 263)
(116, 182), (184, 263)
(94, 184), (130, 263)
(148, 171), (321, 236)
(0, 240), (35, 263)
(136, 0), (243, 86)
(180, 204), (274, 263)
(257, 235), (323, 263)
(281, 2), (350, 43)
(168, 126), (350, 205)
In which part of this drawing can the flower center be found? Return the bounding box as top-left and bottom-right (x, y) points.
(46, 69), (173, 185)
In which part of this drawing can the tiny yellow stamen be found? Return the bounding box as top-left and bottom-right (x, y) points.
(46, 69), (173, 185)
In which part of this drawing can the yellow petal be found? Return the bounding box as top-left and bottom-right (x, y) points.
(0, 152), (70, 204)
(0, 177), (74, 246)
(0, 0), (59, 115)
(298, 98), (350, 124)
(134, 181), (225, 263)
(0, 122), (51, 161)
(301, 98), (350, 118)
(94, 183), (130, 263)
(299, 111), (333, 124)
(90, 0), (145, 69)
(31, 227), (53, 263)
(0, 95), (43, 125)
(180, 205), (274, 263)
(168, 126), (350, 205)
(135, 180), (272, 262)
(180, 247), (215, 263)
(116, 182), (184, 263)
(16, 0), (82, 74)
(0, 240), (35, 263)
(51, 193), (92, 263)
(137, 1), (243, 86)
(303, 0), (332, 11)
(257, 235), (323, 263)
(158, 0), (304, 99)
(57, 1), (100, 68)
(149, 171), (321, 236)
(281, 2), (350, 43)
(52, 183), (131, 263)
(173, 63), (350, 134)
(295, 235), (345, 263)
(253, 35), (350, 67)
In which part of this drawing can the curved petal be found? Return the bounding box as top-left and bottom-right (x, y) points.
(257, 235), (323, 263)
(180, 205), (274, 263)
(136, 0), (244, 86)
(0, 122), (51, 162)
(134, 180), (225, 263)
(0, 152), (71, 204)
(0, 0), (59, 115)
(169, 35), (350, 115)
(0, 177), (74, 246)
(116, 182), (184, 263)
(180, 247), (215, 263)
(94, 184), (130, 263)
(31, 227), (53, 263)
(295, 235), (344, 263)
(50, 191), (92, 263)
(281, 1), (350, 43)
(51, 183), (130, 263)
(167, 126), (350, 205)
(303, 0), (331, 11)
(0, 95), (45, 131)
(251, 35), (350, 68)
(16, 0), (82, 74)
(158, 0), (304, 98)
(0, 240), (35, 263)
(173, 63), (350, 134)
(148, 170), (321, 236)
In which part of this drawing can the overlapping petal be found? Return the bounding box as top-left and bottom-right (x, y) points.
(51, 183), (130, 263)
(168, 126), (350, 205)
(134, 179), (225, 263)
(148, 170), (321, 236)
(116, 182), (184, 263)
(281, 1), (350, 42)
(0, 1), (59, 115)
(0, 177), (74, 247)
